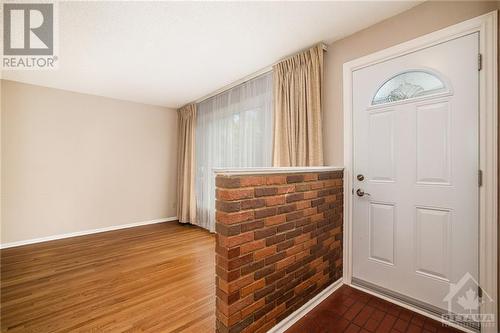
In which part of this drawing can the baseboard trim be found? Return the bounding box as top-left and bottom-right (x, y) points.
(0, 217), (178, 249)
(267, 278), (343, 333)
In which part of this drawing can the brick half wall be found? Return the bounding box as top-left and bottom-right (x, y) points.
(215, 169), (344, 333)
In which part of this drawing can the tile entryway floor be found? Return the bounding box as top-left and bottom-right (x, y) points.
(285, 285), (463, 333)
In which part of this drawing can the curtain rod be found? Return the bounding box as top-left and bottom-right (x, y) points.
(193, 42), (328, 105)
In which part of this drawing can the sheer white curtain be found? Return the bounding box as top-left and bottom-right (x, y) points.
(195, 72), (273, 232)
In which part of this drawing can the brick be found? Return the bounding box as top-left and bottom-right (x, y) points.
(311, 198), (325, 207)
(277, 221), (295, 233)
(286, 174), (304, 183)
(216, 245), (240, 259)
(216, 176), (241, 188)
(265, 195), (285, 206)
(240, 239), (265, 254)
(265, 233), (286, 246)
(254, 264), (275, 280)
(254, 245), (276, 260)
(277, 185), (295, 194)
(286, 210), (304, 222)
(241, 198), (266, 210)
(285, 228), (302, 239)
(265, 214), (286, 226)
(216, 200), (241, 213)
(255, 318), (276, 333)
(266, 175), (286, 185)
(254, 227), (276, 240)
(255, 187), (278, 197)
(295, 233), (311, 245)
(265, 252), (286, 265)
(216, 211), (254, 225)
(303, 207), (317, 216)
(286, 192), (304, 203)
(295, 249), (309, 261)
(228, 253), (253, 270)
(266, 303), (286, 321)
(241, 298), (265, 318)
(303, 174), (318, 182)
(217, 188), (254, 201)
(227, 275), (253, 293)
(303, 191), (318, 199)
(311, 213), (324, 223)
(294, 279), (314, 295)
(318, 172), (335, 180)
(265, 270), (285, 285)
(217, 266), (240, 282)
(225, 232), (254, 248)
(216, 223), (241, 236)
(296, 201), (311, 210)
(216, 255), (229, 270)
(240, 176), (266, 187)
(240, 220), (264, 232)
(277, 204), (295, 215)
(276, 256), (295, 270)
(228, 313), (253, 331)
(241, 278), (265, 297)
(295, 183), (311, 192)
(295, 217), (310, 227)
(276, 239), (294, 252)
(216, 288), (240, 305)
(241, 260), (265, 276)
(254, 284), (275, 300)
(255, 207), (277, 219)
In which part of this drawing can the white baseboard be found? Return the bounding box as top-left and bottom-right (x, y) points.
(0, 217), (178, 249)
(268, 278), (343, 333)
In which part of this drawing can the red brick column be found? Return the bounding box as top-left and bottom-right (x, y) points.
(215, 170), (343, 333)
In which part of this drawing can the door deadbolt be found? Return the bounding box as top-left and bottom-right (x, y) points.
(357, 174), (364, 181)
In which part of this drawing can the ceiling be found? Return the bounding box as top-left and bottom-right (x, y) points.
(2, 1), (421, 108)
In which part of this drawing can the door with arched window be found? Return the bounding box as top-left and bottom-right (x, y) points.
(352, 32), (479, 323)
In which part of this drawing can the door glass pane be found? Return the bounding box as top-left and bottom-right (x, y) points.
(372, 70), (446, 105)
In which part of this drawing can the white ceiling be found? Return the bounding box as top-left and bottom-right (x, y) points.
(2, 1), (421, 108)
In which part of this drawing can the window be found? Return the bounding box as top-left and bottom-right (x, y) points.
(195, 72), (273, 232)
(372, 70), (447, 105)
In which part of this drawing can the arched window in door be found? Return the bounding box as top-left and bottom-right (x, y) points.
(372, 70), (448, 105)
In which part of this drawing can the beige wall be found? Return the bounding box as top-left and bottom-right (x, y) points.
(1, 80), (178, 244)
(323, 0), (500, 165)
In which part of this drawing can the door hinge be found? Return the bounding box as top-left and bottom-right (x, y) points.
(478, 169), (483, 187)
(478, 53), (482, 71)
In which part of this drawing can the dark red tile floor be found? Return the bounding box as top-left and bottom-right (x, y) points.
(285, 285), (463, 333)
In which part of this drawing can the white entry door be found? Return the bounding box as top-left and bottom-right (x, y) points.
(352, 33), (479, 313)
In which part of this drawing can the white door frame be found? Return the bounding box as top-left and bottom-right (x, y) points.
(342, 11), (498, 332)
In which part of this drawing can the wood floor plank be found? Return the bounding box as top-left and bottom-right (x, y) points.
(1, 222), (216, 333)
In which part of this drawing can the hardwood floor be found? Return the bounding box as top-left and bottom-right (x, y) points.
(1, 222), (215, 333)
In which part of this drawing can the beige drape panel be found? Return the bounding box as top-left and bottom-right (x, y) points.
(177, 104), (197, 224)
(272, 45), (324, 167)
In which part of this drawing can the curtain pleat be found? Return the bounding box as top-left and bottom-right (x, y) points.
(273, 45), (324, 167)
(195, 72), (273, 232)
(177, 104), (197, 224)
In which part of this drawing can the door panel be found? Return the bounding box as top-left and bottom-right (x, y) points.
(415, 207), (450, 281)
(368, 111), (396, 182)
(369, 202), (395, 265)
(352, 32), (479, 313)
(416, 102), (451, 185)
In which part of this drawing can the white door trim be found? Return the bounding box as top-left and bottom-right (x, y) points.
(342, 11), (498, 332)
